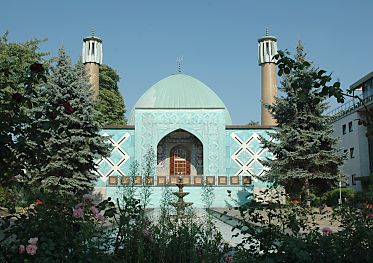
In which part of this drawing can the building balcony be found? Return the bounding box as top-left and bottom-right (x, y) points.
(326, 93), (373, 120)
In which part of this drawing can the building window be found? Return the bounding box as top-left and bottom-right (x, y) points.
(352, 174), (356, 185)
(350, 147), (355, 159)
(342, 124), (346, 135)
(343, 149), (348, 157)
(348, 121), (353, 132)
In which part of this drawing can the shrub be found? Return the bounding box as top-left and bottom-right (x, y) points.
(0, 187), (10, 207)
(321, 188), (355, 206)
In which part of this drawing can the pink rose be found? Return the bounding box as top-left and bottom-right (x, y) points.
(94, 212), (105, 222)
(90, 206), (99, 215)
(72, 208), (84, 218)
(224, 255), (233, 263)
(28, 237), (38, 245)
(321, 227), (333, 236)
(26, 244), (37, 255)
(19, 245), (25, 254)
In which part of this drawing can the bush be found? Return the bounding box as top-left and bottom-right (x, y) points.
(232, 187), (373, 263)
(0, 194), (112, 262)
(321, 188), (355, 206)
(0, 187), (10, 207)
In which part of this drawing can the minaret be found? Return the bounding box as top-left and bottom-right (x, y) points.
(258, 30), (278, 126)
(82, 30), (103, 100)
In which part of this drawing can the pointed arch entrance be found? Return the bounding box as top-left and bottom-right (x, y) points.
(157, 129), (203, 178)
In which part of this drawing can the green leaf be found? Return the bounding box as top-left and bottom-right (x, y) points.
(318, 70), (326, 76)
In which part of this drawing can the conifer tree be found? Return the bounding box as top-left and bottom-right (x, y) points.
(26, 48), (110, 198)
(95, 64), (126, 125)
(261, 42), (344, 203)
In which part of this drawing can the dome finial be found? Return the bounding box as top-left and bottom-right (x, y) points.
(91, 27), (95, 37)
(176, 55), (183, 73)
(265, 27), (269, 36)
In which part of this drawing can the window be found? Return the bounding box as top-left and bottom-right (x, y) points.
(343, 149), (348, 157)
(342, 124), (346, 135)
(350, 147), (355, 159)
(348, 121), (353, 132)
(352, 174), (356, 185)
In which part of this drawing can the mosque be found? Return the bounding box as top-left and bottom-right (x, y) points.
(82, 32), (279, 207)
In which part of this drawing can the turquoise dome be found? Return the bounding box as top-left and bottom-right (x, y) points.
(128, 73), (232, 124)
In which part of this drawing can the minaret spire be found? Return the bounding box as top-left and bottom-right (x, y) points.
(176, 55), (183, 73)
(258, 30), (278, 126)
(82, 30), (103, 100)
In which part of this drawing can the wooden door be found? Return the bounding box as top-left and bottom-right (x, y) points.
(170, 145), (190, 175)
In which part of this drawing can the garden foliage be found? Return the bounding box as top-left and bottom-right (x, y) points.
(95, 64), (127, 126)
(24, 48), (110, 198)
(231, 187), (373, 263)
(261, 42), (344, 201)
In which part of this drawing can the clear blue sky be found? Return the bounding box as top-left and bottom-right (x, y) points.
(2, 0), (372, 124)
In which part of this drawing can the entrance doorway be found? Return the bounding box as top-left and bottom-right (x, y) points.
(156, 129), (203, 177)
(170, 145), (191, 175)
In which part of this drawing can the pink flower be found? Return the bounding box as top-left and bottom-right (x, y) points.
(72, 207), (84, 218)
(368, 214), (373, 219)
(94, 212), (105, 222)
(19, 245), (25, 254)
(90, 206), (99, 215)
(26, 244), (37, 255)
(322, 227), (333, 236)
(224, 255), (233, 263)
(28, 237), (38, 245)
(74, 203), (85, 209)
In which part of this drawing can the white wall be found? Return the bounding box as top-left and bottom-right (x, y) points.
(331, 111), (370, 191)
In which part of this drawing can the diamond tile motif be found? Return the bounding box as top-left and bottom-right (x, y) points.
(248, 160), (264, 176)
(96, 132), (130, 181)
(230, 132), (268, 180)
(247, 137), (263, 155)
(237, 149), (252, 165)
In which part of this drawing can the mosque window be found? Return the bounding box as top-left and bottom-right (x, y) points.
(348, 121), (353, 132)
(342, 124), (346, 135)
(91, 42), (95, 55)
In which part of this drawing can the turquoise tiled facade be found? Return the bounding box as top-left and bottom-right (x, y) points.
(95, 73), (274, 207)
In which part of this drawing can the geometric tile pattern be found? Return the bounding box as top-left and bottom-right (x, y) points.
(96, 132), (130, 181)
(230, 132), (269, 180)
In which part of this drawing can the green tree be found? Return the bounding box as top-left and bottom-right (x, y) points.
(261, 42), (344, 204)
(95, 64), (126, 125)
(247, 120), (259, 125)
(0, 32), (48, 207)
(25, 48), (110, 199)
